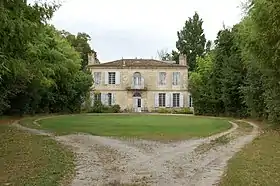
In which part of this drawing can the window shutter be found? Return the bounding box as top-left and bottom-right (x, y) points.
(157, 73), (160, 86)
(170, 93), (173, 107)
(101, 93), (106, 105)
(179, 93), (184, 107)
(116, 71), (120, 84)
(154, 93), (159, 107)
(166, 93), (170, 107)
(112, 93), (116, 105)
(104, 72), (108, 84)
(90, 92), (94, 106)
(141, 77), (144, 88)
(178, 72), (181, 85)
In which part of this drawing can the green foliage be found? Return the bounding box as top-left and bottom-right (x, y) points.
(90, 102), (121, 113)
(156, 108), (193, 114)
(0, 1), (93, 116)
(189, 0), (280, 125)
(176, 12), (207, 71)
(61, 31), (98, 71)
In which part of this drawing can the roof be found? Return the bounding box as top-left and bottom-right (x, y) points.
(88, 59), (187, 68)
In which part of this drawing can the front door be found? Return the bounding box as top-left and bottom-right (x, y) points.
(134, 97), (142, 112)
(137, 98), (141, 112)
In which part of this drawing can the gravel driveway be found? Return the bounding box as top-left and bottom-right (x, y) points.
(13, 120), (258, 186)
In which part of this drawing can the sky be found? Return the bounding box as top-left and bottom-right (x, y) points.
(47, 0), (244, 62)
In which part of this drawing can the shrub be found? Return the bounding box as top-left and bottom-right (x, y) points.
(111, 105), (121, 113)
(90, 102), (121, 113)
(91, 100), (103, 113)
(171, 108), (194, 114)
(158, 108), (172, 113)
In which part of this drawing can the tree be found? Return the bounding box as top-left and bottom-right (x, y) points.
(0, 0), (93, 115)
(61, 31), (98, 70)
(176, 12), (206, 71)
(157, 48), (172, 61)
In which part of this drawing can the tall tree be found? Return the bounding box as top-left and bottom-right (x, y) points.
(61, 31), (98, 70)
(176, 12), (206, 71)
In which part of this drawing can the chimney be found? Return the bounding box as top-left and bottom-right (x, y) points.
(122, 60), (126, 67)
(179, 54), (187, 66)
(88, 52), (96, 65)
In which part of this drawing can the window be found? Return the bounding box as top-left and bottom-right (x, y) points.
(94, 72), (101, 85)
(159, 93), (166, 107)
(108, 72), (116, 84)
(172, 72), (180, 85)
(173, 93), (180, 107)
(189, 95), (193, 107)
(159, 72), (167, 85)
(133, 72), (141, 85)
(108, 93), (112, 106)
(94, 93), (101, 102)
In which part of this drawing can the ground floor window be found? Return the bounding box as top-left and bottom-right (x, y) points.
(173, 93), (180, 107)
(108, 93), (112, 106)
(189, 95), (193, 107)
(94, 93), (101, 102)
(159, 93), (166, 107)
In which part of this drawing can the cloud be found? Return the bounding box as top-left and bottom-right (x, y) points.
(47, 0), (244, 61)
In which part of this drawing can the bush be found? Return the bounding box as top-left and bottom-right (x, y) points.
(158, 108), (172, 113)
(90, 102), (121, 113)
(173, 107), (193, 114)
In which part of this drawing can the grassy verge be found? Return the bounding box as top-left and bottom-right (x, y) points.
(0, 124), (75, 186)
(219, 122), (280, 186)
(21, 114), (231, 141)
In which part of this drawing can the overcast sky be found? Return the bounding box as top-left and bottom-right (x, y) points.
(49, 0), (244, 62)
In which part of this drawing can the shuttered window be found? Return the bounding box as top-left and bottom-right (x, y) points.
(108, 72), (116, 84)
(159, 93), (166, 107)
(173, 93), (180, 107)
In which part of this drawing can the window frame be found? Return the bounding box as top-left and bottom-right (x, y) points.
(159, 72), (167, 86)
(108, 93), (112, 106)
(94, 72), (101, 85)
(172, 72), (180, 86)
(108, 72), (116, 84)
(159, 93), (166, 107)
(172, 93), (180, 107)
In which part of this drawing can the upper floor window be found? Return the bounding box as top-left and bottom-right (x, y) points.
(108, 72), (116, 84)
(94, 72), (101, 85)
(173, 93), (180, 107)
(133, 72), (141, 85)
(159, 93), (166, 107)
(159, 72), (167, 86)
(172, 72), (180, 86)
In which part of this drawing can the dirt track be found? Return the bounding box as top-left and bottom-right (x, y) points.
(13, 120), (258, 186)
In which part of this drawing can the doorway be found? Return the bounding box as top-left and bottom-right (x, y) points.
(133, 92), (142, 112)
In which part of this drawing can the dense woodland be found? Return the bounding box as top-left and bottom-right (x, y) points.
(0, 1), (94, 115)
(169, 0), (280, 125)
(1, 0), (279, 125)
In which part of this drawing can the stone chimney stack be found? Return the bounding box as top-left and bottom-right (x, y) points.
(179, 54), (187, 66)
(88, 52), (98, 65)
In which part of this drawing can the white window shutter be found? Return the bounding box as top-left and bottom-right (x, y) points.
(154, 93), (159, 107)
(157, 73), (160, 86)
(170, 93), (173, 107)
(90, 92), (94, 106)
(180, 93), (184, 107)
(112, 93), (116, 105)
(166, 93), (170, 107)
(141, 98), (144, 108)
(116, 71), (120, 84)
(141, 77), (144, 87)
(104, 72), (108, 84)
(101, 93), (106, 105)
(178, 72), (181, 85)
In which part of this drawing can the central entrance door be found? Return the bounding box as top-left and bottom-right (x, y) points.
(133, 92), (142, 112)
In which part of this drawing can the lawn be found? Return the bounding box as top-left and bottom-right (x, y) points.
(0, 123), (75, 186)
(25, 114), (231, 140)
(219, 122), (280, 186)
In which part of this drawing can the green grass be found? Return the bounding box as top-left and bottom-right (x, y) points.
(0, 124), (75, 186)
(220, 124), (280, 186)
(24, 114), (231, 141)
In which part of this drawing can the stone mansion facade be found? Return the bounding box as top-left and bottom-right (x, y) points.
(88, 54), (192, 112)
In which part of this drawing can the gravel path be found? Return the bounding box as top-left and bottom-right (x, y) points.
(12, 120), (258, 186)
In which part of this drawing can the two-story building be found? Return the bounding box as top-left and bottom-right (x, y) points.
(88, 54), (192, 112)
